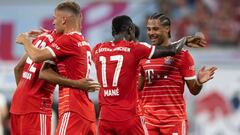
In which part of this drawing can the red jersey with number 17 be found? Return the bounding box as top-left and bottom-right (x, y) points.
(46, 32), (95, 122)
(10, 32), (59, 115)
(92, 40), (155, 121)
(139, 50), (196, 127)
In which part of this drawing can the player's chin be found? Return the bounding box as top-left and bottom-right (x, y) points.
(150, 39), (158, 45)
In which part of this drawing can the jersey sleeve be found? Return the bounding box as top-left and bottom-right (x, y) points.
(43, 32), (58, 65)
(138, 59), (145, 77)
(133, 42), (155, 61)
(180, 51), (196, 80)
(46, 35), (74, 59)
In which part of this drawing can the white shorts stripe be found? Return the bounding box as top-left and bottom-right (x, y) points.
(40, 114), (46, 135)
(40, 114), (43, 135)
(59, 112), (70, 135)
(44, 115), (46, 135)
(59, 113), (68, 135)
(139, 116), (149, 135)
(42, 114), (44, 135)
(62, 112), (70, 135)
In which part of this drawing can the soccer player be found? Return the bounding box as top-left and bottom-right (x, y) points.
(10, 31), (60, 135)
(16, 1), (97, 135)
(91, 15), (206, 135)
(138, 12), (217, 135)
(11, 29), (98, 135)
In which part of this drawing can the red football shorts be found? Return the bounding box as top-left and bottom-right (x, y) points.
(146, 120), (188, 135)
(10, 113), (51, 135)
(98, 116), (148, 135)
(55, 112), (96, 135)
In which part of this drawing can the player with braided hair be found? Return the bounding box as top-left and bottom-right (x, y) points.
(138, 12), (217, 135)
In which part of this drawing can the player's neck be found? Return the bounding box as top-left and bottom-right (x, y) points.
(156, 39), (170, 47)
(162, 39), (170, 47)
(113, 34), (127, 42)
(64, 24), (80, 34)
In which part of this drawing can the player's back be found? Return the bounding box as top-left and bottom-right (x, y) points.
(92, 40), (155, 121)
(47, 32), (95, 121)
(10, 32), (58, 115)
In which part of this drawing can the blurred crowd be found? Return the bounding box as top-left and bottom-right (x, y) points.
(155, 0), (240, 47)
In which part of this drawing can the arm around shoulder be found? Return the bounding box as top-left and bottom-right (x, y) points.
(16, 33), (54, 63)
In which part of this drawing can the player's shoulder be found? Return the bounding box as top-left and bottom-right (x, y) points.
(49, 30), (62, 40)
(176, 49), (193, 60)
(94, 41), (112, 49)
(55, 32), (81, 44)
(66, 32), (85, 40)
(55, 34), (69, 43)
(139, 58), (148, 66)
(97, 41), (112, 45)
(36, 32), (53, 42)
(178, 49), (191, 55)
(62, 32), (81, 41)
(133, 42), (152, 49)
(68, 32), (91, 46)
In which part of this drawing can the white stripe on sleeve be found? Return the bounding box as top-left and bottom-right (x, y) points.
(184, 75), (197, 80)
(46, 46), (56, 58)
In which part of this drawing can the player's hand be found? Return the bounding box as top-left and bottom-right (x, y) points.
(74, 78), (101, 92)
(197, 66), (217, 84)
(186, 36), (207, 48)
(16, 33), (30, 45)
(28, 27), (50, 38)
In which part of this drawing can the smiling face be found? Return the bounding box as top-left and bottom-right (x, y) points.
(147, 19), (170, 46)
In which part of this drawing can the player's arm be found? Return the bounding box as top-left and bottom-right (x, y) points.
(16, 33), (53, 63)
(186, 66), (217, 95)
(137, 63), (145, 91)
(138, 75), (145, 91)
(28, 27), (50, 38)
(14, 53), (28, 85)
(152, 36), (206, 58)
(39, 63), (100, 91)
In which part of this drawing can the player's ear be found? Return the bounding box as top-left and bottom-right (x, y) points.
(127, 25), (134, 35)
(127, 25), (135, 41)
(62, 16), (67, 25)
(165, 26), (170, 35)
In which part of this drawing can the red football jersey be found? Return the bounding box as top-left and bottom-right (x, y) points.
(10, 32), (59, 115)
(46, 32), (95, 121)
(92, 40), (155, 121)
(139, 50), (196, 127)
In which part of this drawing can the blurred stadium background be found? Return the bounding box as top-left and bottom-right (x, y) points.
(0, 0), (239, 134)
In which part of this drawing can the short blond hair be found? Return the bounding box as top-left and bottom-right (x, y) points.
(56, 1), (80, 16)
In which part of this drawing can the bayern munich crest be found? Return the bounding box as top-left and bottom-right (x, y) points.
(164, 57), (174, 64)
